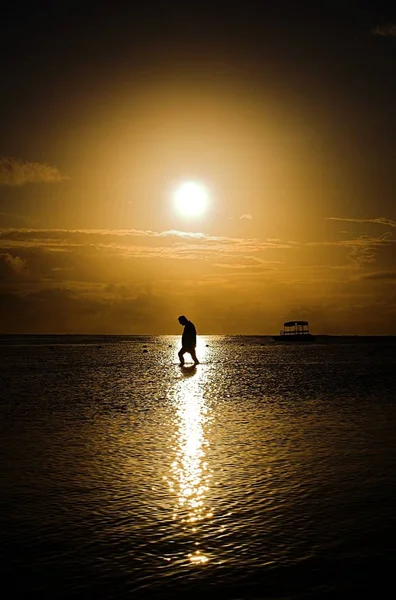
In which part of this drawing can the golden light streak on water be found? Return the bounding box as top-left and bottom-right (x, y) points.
(168, 340), (211, 565)
(188, 550), (209, 564)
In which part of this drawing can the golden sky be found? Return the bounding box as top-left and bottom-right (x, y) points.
(0, 3), (395, 334)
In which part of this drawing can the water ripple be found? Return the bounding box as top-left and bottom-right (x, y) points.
(1, 336), (396, 597)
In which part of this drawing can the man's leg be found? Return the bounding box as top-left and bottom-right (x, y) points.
(178, 347), (186, 366)
(190, 347), (199, 365)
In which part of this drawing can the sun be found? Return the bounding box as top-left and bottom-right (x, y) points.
(174, 181), (209, 217)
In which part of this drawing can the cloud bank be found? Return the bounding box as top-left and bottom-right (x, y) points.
(1, 220), (395, 334)
(0, 227), (294, 259)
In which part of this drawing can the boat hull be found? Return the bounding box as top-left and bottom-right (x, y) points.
(272, 334), (315, 342)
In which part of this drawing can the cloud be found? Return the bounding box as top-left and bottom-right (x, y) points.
(240, 213), (253, 220)
(372, 23), (396, 37)
(0, 227), (295, 260)
(0, 157), (68, 186)
(0, 252), (28, 274)
(348, 242), (376, 266)
(326, 217), (396, 228)
(307, 232), (394, 267)
(212, 255), (276, 272)
(360, 271), (396, 281)
(307, 233), (394, 249)
(159, 229), (211, 239)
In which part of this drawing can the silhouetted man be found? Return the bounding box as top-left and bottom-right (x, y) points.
(178, 315), (199, 366)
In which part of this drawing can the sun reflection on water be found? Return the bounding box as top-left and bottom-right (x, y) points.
(167, 341), (212, 564)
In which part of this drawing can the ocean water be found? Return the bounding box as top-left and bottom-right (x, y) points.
(1, 335), (396, 599)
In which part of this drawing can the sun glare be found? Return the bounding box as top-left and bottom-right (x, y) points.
(174, 181), (209, 217)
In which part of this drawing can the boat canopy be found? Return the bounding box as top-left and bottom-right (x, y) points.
(284, 320), (309, 327)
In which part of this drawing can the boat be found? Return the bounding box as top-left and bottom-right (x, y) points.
(273, 320), (315, 342)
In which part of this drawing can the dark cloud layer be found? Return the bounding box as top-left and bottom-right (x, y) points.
(361, 271), (396, 281)
(0, 287), (173, 334)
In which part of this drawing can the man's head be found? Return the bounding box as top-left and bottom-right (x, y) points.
(178, 315), (188, 326)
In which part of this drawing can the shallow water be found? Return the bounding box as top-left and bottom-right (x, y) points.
(1, 335), (396, 598)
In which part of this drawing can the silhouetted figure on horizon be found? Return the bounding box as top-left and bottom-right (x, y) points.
(178, 315), (199, 366)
